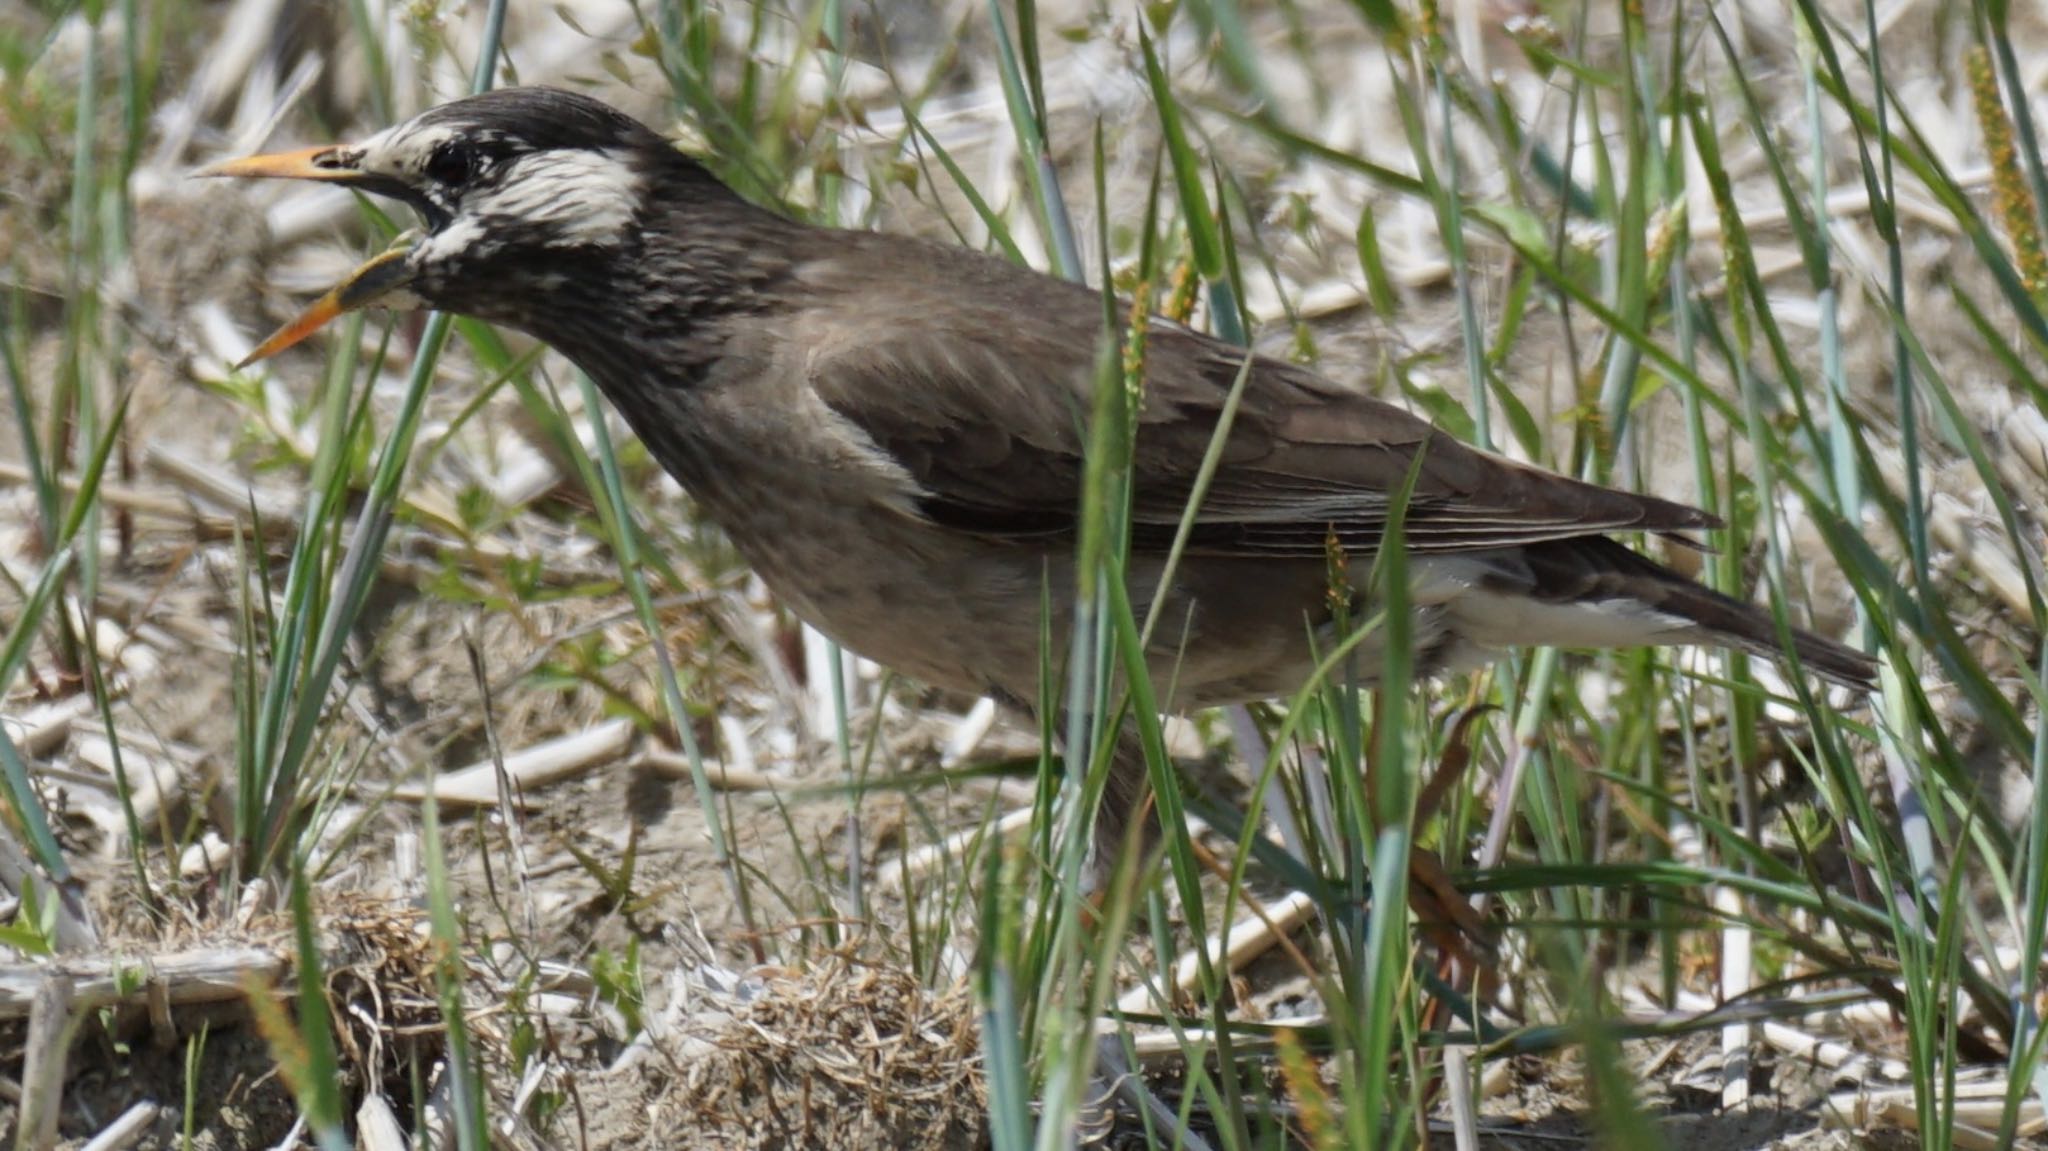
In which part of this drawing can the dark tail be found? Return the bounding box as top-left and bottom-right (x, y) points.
(1511, 537), (1878, 690)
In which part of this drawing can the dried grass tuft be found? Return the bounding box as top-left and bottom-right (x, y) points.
(618, 954), (985, 1151)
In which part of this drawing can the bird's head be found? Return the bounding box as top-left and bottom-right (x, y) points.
(205, 87), (701, 366)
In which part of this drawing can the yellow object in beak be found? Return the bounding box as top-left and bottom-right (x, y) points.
(201, 144), (424, 366)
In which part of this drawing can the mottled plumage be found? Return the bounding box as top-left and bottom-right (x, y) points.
(209, 87), (1875, 850)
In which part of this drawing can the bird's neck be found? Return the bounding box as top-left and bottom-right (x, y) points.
(515, 192), (802, 386)
(512, 191), (809, 499)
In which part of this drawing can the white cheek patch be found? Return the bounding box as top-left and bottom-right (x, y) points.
(416, 216), (487, 265)
(469, 149), (642, 248)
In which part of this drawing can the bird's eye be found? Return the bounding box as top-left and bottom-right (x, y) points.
(424, 142), (476, 185)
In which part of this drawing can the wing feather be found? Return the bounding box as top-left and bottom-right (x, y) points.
(797, 240), (1714, 558)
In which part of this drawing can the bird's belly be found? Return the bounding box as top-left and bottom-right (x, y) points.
(705, 490), (1063, 697)
(1131, 555), (1487, 707)
(714, 513), (1489, 708)
(683, 460), (1484, 709)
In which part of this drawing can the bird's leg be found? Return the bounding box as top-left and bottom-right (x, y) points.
(1094, 725), (1158, 878)
(988, 688), (1158, 890)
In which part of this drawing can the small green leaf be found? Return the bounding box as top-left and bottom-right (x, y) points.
(1398, 379), (1475, 443)
(1354, 204), (1399, 316)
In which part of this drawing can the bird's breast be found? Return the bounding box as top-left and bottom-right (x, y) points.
(704, 469), (1064, 696)
(600, 376), (1059, 695)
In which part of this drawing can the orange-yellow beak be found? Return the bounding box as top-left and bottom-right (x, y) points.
(234, 246), (418, 367)
(200, 144), (422, 367)
(196, 144), (367, 184)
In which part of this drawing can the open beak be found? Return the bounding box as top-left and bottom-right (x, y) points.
(199, 144), (423, 367)
(234, 246), (417, 367)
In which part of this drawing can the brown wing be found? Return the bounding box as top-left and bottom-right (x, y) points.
(799, 241), (1714, 557)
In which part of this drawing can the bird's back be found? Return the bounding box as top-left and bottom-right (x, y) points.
(674, 225), (1873, 698)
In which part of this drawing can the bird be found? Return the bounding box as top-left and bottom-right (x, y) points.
(204, 86), (1875, 860)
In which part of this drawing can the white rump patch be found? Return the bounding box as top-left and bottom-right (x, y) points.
(1451, 589), (1692, 650)
(1410, 556), (1692, 650)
